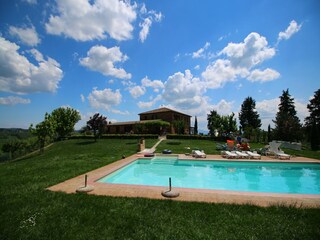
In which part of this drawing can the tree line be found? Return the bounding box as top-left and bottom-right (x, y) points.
(207, 88), (320, 150)
(2, 88), (319, 160)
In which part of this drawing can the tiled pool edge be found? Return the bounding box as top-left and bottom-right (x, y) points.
(47, 154), (320, 208)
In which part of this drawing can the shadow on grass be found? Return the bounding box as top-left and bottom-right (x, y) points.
(126, 142), (137, 145)
(167, 141), (181, 145)
(76, 141), (96, 145)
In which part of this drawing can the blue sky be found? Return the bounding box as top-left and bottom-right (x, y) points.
(0, 0), (319, 132)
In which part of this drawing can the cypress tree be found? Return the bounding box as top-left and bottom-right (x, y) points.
(273, 89), (302, 141)
(194, 116), (198, 135)
(305, 89), (320, 150)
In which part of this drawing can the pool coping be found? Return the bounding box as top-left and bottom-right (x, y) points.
(47, 154), (320, 208)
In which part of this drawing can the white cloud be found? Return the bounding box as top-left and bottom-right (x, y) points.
(87, 87), (122, 111)
(45, 0), (137, 41)
(202, 32), (277, 88)
(140, 3), (147, 14)
(194, 65), (200, 70)
(111, 109), (129, 115)
(79, 45), (131, 79)
(153, 12), (163, 22)
(248, 68), (280, 82)
(22, 0), (37, 4)
(212, 99), (234, 116)
(192, 42), (210, 59)
(202, 59), (247, 88)
(138, 4), (162, 43)
(80, 94), (85, 103)
(278, 20), (302, 42)
(138, 94), (162, 108)
(220, 32), (275, 69)
(129, 85), (146, 99)
(0, 96), (31, 105)
(162, 70), (206, 109)
(0, 37), (63, 94)
(9, 25), (40, 46)
(139, 17), (152, 43)
(141, 76), (164, 92)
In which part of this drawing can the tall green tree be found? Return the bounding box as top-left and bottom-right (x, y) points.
(51, 107), (81, 140)
(207, 110), (237, 137)
(207, 110), (221, 136)
(305, 89), (320, 150)
(239, 97), (261, 139)
(29, 113), (55, 153)
(273, 89), (302, 141)
(194, 116), (198, 135)
(86, 113), (108, 141)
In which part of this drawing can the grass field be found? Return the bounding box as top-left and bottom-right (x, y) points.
(0, 138), (320, 239)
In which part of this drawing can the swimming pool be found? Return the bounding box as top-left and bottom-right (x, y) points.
(98, 157), (320, 194)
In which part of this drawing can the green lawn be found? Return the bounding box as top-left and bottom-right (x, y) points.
(0, 139), (320, 239)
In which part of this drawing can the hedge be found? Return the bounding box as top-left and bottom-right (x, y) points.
(69, 134), (159, 140)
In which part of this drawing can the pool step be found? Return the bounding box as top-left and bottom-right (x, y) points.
(151, 158), (178, 165)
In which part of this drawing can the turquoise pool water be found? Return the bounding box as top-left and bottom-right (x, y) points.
(98, 157), (320, 194)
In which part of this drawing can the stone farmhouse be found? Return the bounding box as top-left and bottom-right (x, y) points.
(106, 107), (192, 135)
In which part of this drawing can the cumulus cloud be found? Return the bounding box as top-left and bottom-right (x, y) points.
(162, 70), (206, 109)
(248, 68), (280, 82)
(45, 0), (137, 41)
(137, 94), (162, 108)
(79, 45), (131, 79)
(138, 3), (163, 43)
(128, 76), (164, 98)
(141, 76), (164, 92)
(0, 96), (31, 105)
(87, 87), (122, 111)
(202, 32), (277, 88)
(220, 32), (275, 69)
(9, 25), (40, 46)
(192, 42), (210, 59)
(0, 37), (63, 94)
(278, 20), (302, 42)
(212, 99), (234, 116)
(202, 59), (247, 88)
(129, 85), (146, 99)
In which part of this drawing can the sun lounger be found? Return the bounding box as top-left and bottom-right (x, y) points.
(234, 151), (249, 158)
(276, 152), (291, 160)
(221, 151), (238, 159)
(246, 151), (261, 159)
(269, 141), (291, 160)
(192, 150), (206, 158)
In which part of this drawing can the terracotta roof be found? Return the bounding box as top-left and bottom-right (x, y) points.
(138, 107), (191, 117)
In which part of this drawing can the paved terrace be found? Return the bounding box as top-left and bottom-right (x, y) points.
(48, 153), (320, 208)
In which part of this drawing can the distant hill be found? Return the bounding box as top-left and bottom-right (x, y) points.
(0, 128), (31, 140)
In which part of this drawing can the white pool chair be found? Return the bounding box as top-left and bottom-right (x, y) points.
(192, 150), (206, 158)
(221, 151), (238, 159)
(246, 151), (261, 160)
(269, 142), (291, 160)
(234, 151), (249, 158)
